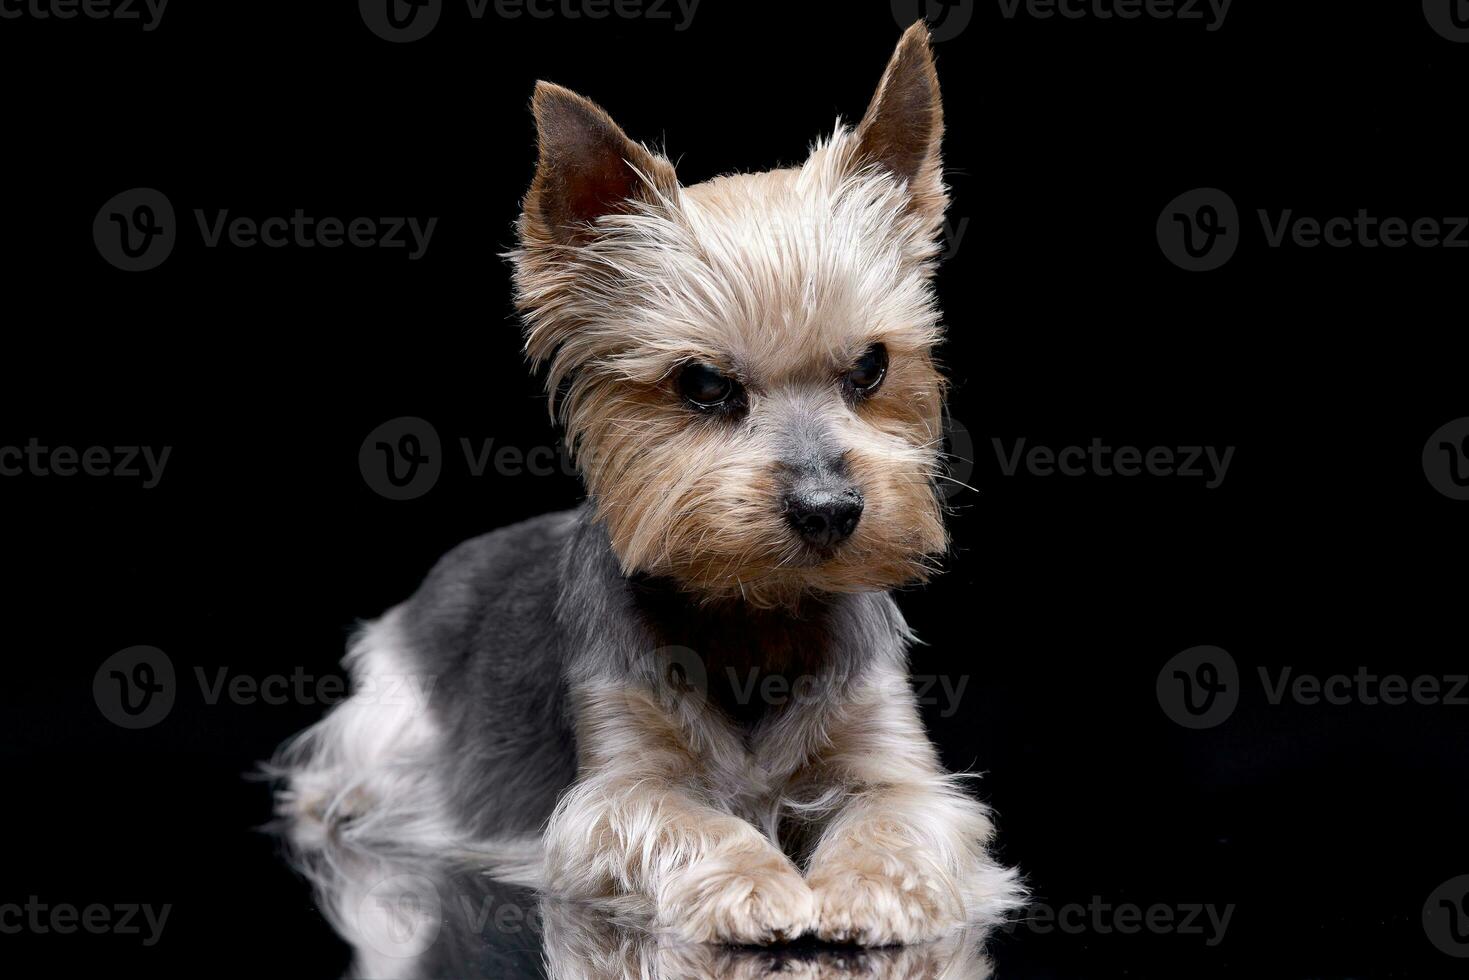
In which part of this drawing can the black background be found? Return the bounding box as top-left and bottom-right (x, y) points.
(3, 0), (1467, 976)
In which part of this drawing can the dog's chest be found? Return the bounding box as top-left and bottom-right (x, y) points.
(690, 705), (822, 832)
(633, 580), (840, 730)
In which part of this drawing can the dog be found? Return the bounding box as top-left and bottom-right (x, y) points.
(272, 21), (1023, 948)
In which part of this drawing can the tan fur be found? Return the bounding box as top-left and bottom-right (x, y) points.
(542, 655), (1022, 945)
(803, 664), (1021, 944)
(510, 23), (951, 609)
(543, 682), (816, 943)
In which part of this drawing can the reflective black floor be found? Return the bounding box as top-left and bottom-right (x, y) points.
(306, 854), (996, 980)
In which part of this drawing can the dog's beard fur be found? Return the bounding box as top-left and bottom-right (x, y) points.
(510, 39), (951, 609)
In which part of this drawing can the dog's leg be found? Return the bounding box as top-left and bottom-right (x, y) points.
(544, 682), (817, 945)
(804, 667), (1024, 945)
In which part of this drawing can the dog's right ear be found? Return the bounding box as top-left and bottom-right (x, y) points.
(853, 23), (945, 227)
(521, 82), (679, 246)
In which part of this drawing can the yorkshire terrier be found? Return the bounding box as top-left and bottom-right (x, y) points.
(274, 22), (1023, 948)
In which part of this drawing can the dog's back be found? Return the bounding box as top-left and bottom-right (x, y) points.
(401, 509), (582, 837)
(271, 509), (581, 866)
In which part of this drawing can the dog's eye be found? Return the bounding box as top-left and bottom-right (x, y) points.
(677, 362), (739, 409)
(845, 343), (888, 396)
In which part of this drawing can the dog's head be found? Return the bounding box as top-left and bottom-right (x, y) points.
(510, 23), (951, 608)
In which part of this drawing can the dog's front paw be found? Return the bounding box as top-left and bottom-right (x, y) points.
(657, 850), (817, 945)
(809, 850), (962, 946)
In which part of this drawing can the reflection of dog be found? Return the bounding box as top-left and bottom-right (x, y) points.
(271, 22), (1023, 946)
(292, 843), (994, 979)
(541, 901), (996, 980)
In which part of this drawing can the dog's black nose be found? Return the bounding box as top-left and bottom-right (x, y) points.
(784, 487), (864, 548)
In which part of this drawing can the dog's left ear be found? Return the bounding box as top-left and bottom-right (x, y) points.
(521, 81), (679, 247)
(854, 22), (946, 225)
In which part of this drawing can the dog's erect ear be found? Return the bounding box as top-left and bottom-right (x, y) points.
(522, 81), (678, 246)
(854, 22), (946, 223)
